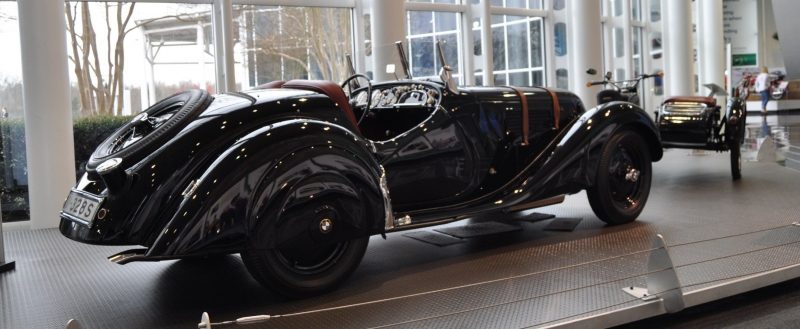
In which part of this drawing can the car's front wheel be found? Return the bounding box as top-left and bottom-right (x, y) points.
(587, 129), (652, 225)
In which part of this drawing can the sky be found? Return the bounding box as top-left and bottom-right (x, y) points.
(0, 2), (217, 85)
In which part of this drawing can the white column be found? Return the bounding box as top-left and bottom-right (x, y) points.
(568, 0), (603, 108)
(213, 0), (236, 92)
(370, 0), (406, 82)
(621, 0), (633, 78)
(664, 0), (694, 97)
(18, 0), (76, 229)
(698, 0), (724, 103)
(480, 0), (494, 86)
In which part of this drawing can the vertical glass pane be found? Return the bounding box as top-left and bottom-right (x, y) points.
(613, 0), (623, 16)
(509, 71), (529, 86)
(654, 69), (664, 95)
(492, 26), (505, 71)
(504, 0), (543, 9)
(364, 14), (372, 57)
(651, 0), (661, 22)
(556, 69), (569, 89)
(532, 71), (543, 86)
(473, 18), (482, 55)
(553, 0), (566, 10)
(0, 3), (28, 222)
(614, 27), (625, 58)
(441, 33), (460, 74)
(410, 37), (435, 77)
(494, 73), (507, 85)
(632, 0), (642, 21)
(651, 31), (662, 59)
(435, 12), (457, 32)
(234, 6), (353, 86)
(66, 2), (215, 115)
(409, 11), (433, 34)
(529, 19), (543, 67)
(408, 11), (462, 79)
(615, 68), (626, 80)
(507, 22), (527, 70)
(66, 2), (215, 180)
(554, 22), (567, 56)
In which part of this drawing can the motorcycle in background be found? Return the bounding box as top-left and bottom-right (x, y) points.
(586, 69), (663, 107)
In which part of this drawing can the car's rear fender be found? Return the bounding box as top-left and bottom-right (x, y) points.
(144, 119), (390, 258)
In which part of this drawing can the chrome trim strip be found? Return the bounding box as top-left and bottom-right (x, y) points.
(379, 165), (395, 231)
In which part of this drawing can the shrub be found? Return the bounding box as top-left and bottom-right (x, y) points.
(0, 115), (132, 221)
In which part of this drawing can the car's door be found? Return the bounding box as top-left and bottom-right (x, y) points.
(374, 106), (480, 211)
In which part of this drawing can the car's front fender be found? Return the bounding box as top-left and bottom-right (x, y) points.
(528, 101), (662, 195)
(144, 119), (390, 258)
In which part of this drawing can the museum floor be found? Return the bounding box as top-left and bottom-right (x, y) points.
(2, 145), (800, 328)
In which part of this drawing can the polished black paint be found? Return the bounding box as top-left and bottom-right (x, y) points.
(657, 97), (746, 151)
(60, 80), (661, 262)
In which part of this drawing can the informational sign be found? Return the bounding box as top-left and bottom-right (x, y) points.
(723, 0), (759, 67)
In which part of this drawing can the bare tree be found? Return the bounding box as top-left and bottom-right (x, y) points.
(248, 6), (353, 82)
(65, 3), (191, 116)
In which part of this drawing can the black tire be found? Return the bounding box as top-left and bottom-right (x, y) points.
(242, 236), (369, 299)
(730, 142), (742, 180)
(241, 144), (378, 298)
(86, 89), (211, 171)
(587, 129), (652, 225)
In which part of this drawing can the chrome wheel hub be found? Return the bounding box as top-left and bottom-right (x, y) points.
(625, 166), (640, 183)
(319, 218), (333, 233)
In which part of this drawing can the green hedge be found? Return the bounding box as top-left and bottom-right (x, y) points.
(0, 115), (132, 221)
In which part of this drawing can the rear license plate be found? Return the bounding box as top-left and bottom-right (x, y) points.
(62, 190), (103, 226)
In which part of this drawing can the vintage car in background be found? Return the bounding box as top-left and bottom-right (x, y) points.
(655, 81), (748, 180)
(60, 42), (662, 297)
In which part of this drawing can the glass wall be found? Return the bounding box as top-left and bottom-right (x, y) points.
(234, 5), (354, 88)
(474, 14), (544, 86)
(407, 10), (461, 79)
(0, 2), (27, 222)
(65, 2), (214, 178)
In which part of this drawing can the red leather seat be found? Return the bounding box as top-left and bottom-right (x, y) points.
(662, 96), (716, 107)
(282, 80), (360, 131)
(254, 80), (286, 89)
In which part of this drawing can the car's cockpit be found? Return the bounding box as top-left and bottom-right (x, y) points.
(347, 81), (443, 141)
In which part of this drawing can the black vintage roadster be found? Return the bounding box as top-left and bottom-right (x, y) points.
(655, 82), (748, 180)
(60, 43), (662, 297)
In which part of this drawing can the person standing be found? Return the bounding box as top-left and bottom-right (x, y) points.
(754, 66), (771, 114)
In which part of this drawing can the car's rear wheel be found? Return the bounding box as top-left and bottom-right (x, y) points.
(587, 129), (652, 225)
(86, 89), (211, 171)
(241, 144), (378, 298)
(242, 236), (369, 299)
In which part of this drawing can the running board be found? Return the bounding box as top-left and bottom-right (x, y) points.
(504, 194), (565, 213)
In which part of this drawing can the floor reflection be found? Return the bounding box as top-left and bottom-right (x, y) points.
(742, 112), (800, 167)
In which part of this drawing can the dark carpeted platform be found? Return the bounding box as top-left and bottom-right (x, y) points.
(2, 149), (800, 329)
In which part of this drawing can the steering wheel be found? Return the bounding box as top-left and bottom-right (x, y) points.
(341, 74), (373, 125)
